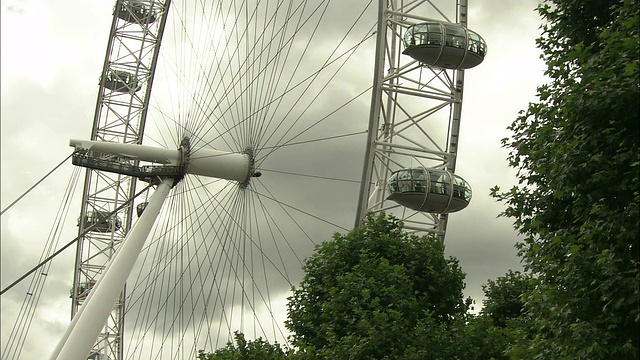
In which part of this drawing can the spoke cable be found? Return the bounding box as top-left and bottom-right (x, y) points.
(257, 129), (367, 150)
(3, 165), (80, 359)
(255, 3), (375, 153)
(0, 182), (153, 296)
(0, 153), (73, 216)
(250, 177), (350, 232)
(261, 168), (362, 184)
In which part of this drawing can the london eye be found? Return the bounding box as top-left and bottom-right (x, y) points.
(1, 1), (486, 359)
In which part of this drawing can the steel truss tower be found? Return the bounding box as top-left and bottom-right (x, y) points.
(356, 0), (482, 237)
(71, 1), (171, 359)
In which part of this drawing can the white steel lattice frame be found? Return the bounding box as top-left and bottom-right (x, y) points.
(356, 0), (470, 236)
(71, 1), (171, 359)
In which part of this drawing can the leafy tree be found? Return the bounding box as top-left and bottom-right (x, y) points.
(492, 0), (639, 358)
(481, 270), (532, 328)
(197, 331), (292, 360)
(456, 314), (512, 360)
(285, 212), (470, 359)
(450, 271), (533, 360)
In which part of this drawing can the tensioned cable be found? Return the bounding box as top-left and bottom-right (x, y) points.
(183, 1), (243, 151)
(0, 182), (153, 296)
(171, 180), (243, 357)
(249, 193), (294, 346)
(123, 180), (230, 315)
(186, 33), (374, 158)
(2, 165), (81, 360)
(173, 0), (255, 151)
(251, 184), (306, 273)
(125, 175), (313, 355)
(251, 0), (330, 150)
(255, 77), (374, 164)
(4, 161), (77, 356)
(249, 0), (301, 153)
(176, 177), (233, 355)
(0, 153), (73, 216)
(209, 0), (318, 152)
(254, 2), (375, 153)
(257, 129), (367, 150)
(249, 179), (350, 232)
(262, 169), (362, 184)
(123, 182), (331, 355)
(122, 179), (255, 355)
(183, 0), (316, 152)
(128, 183), (195, 358)
(190, 3), (367, 152)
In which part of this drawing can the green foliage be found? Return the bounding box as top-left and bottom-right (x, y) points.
(285, 212), (470, 359)
(448, 271), (534, 360)
(456, 314), (514, 360)
(481, 270), (532, 328)
(197, 332), (292, 360)
(492, 0), (639, 358)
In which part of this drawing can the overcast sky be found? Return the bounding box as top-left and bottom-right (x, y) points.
(1, 0), (545, 358)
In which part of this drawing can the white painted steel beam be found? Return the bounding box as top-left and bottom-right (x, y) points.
(70, 140), (252, 183)
(50, 177), (173, 360)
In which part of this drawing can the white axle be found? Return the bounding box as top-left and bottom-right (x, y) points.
(70, 139), (252, 183)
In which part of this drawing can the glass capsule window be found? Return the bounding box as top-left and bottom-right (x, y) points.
(78, 210), (122, 232)
(136, 202), (148, 217)
(116, 1), (157, 24)
(70, 280), (96, 300)
(444, 23), (465, 49)
(110, 70), (132, 84)
(427, 24), (442, 45)
(428, 169), (450, 195)
(467, 31), (487, 56)
(452, 175), (472, 202)
(389, 168), (457, 195)
(102, 70), (141, 92)
(387, 167), (472, 213)
(403, 21), (487, 59)
(388, 168), (426, 193)
(404, 23), (434, 47)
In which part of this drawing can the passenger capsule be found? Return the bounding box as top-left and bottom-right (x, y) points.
(403, 21), (486, 69)
(115, 0), (157, 24)
(136, 202), (148, 217)
(70, 280), (96, 302)
(78, 210), (122, 232)
(101, 70), (141, 93)
(87, 352), (111, 360)
(387, 167), (471, 213)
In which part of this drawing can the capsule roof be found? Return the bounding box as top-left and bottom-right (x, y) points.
(402, 21), (486, 70)
(387, 167), (471, 213)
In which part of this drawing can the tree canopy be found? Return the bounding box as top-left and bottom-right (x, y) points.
(197, 332), (292, 360)
(285, 212), (470, 359)
(492, 0), (639, 358)
(480, 270), (531, 328)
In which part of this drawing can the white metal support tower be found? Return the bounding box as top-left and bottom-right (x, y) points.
(71, 2), (171, 359)
(356, 0), (485, 238)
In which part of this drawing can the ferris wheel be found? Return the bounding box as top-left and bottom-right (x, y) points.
(1, 1), (485, 359)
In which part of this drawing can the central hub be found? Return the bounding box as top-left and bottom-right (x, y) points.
(239, 147), (260, 188)
(70, 138), (258, 186)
